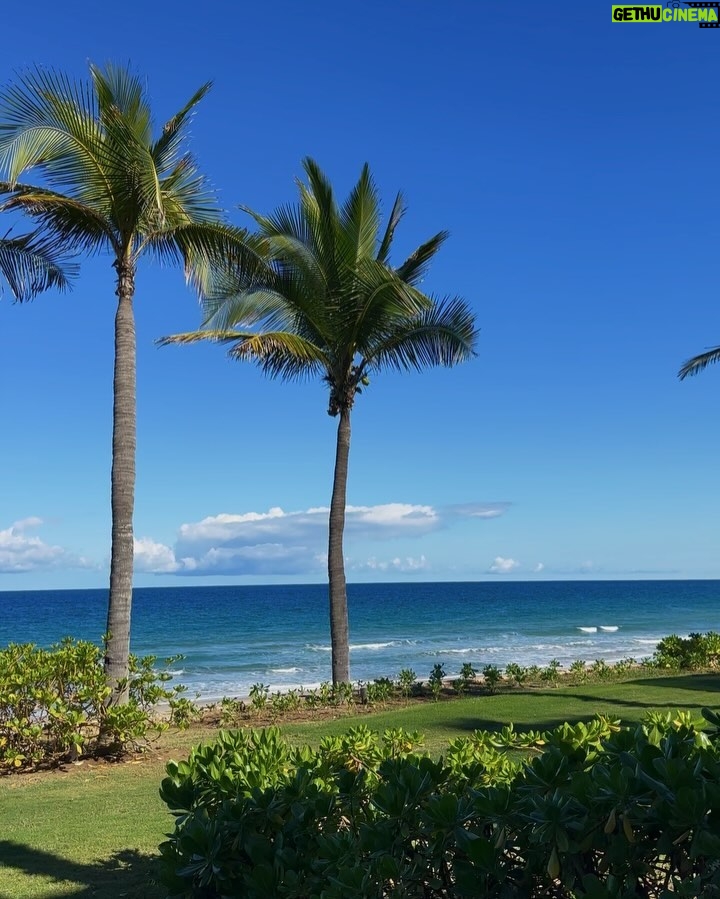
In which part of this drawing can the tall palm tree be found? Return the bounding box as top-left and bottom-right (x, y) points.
(0, 229), (73, 301)
(161, 158), (478, 684)
(0, 64), (256, 704)
(678, 346), (720, 380)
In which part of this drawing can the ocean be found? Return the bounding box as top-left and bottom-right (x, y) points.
(1, 580), (718, 700)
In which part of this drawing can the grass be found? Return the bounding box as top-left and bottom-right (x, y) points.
(1, 672), (719, 898)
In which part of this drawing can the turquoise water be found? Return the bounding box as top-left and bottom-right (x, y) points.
(1, 581), (718, 699)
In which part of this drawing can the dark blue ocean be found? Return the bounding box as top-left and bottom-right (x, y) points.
(1, 581), (718, 699)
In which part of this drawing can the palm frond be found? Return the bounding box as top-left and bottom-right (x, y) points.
(227, 330), (328, 380)
(376, 191), (405, 264)
(147, 222), (267, 289)
(2, 185), (116, 254)
(97, 102), (163, 230)
(366, 296), (478, 373)
(346, 257), (432, 350)
(678, 346), (720, 380)
(338, 162), (380, 266)
(395, 231), (449, 286)
(243, 202), (310, 246)
(241, 201), (334, 342)
(91, 63), (152, 145)
(152, 82), (212, 173)
(200, 287), (299, 333)
(0, 66), (116, 205)
(159, 326), (328, 381)
(299, 158), (340, 291)
(158, 155), (220, 226)
(157, 328), (249, 346)
(0, 229), (76, 300)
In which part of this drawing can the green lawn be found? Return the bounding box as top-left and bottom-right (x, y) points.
(1, 673), (719, 898)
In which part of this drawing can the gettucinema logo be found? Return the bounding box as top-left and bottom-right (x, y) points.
(612, 2), (720, 26)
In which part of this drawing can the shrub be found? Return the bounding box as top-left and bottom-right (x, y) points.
(504, 661), (529, 687)
(248, 682), (269, 713)
(428, 663), (445, 700)
(218, 696), (246, 725)
(397, 668), (417, 699)
(159, 709), (720, 898)
(482, 663), (501, 694)
(540, 657), (561, 687)
(0, 638), (185, 769)
(590, 658), (611, 680)
(654, 631), (720, 670)
(569, 658), (587, 682)
(366, 677), (394, 704)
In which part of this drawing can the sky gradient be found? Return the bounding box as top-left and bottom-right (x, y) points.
(1, 0), (719, 589)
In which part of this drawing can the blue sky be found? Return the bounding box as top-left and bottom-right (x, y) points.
(1, 0), (718, 589)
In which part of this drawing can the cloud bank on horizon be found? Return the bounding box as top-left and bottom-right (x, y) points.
(133, 501), (511, 576)
(0, 518), (91, 574)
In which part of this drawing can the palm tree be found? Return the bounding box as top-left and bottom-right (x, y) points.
(0, 64), (257, 704)
(161, 158), (478, 684)
(0, 229), (73, 301)
(678, 346), (720, 380)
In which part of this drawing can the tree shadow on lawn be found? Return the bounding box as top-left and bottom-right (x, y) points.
(0, 841), (163, 899)
(624, 673), (720, 693)
(443, 687), (720, 734)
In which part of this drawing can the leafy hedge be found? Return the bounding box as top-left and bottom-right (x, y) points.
(0, 638), (193, 769)
(159, 710), (720, 897)
(653, 632), (720, 670)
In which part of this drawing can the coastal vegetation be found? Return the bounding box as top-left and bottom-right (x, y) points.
(159, 711), (720, 897)
(3, 631), (720, 772)
(0, 63), (253, 705)
(3, 671), (720, 897)
(0, 58), (717, 899)
(159, 158), (477, 684)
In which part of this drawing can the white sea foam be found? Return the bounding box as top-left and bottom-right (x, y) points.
(578, 626), (598, 633)
(306, 640), (404, 653)
(349, 641), (397, 651)
(599, 626), (618, 632)
(269, 667), (303, 674)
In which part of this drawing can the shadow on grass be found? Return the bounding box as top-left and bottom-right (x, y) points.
(623, 673), (720, 692)
(441, 684), (720, 735)
(0, 841), (163, 899)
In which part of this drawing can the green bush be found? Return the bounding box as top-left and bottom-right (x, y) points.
(0, 638), (187, 769)
(428, 663), (445, 700)
(481, 663), (501, 694)
(396, 668), (417, 699)
(654, 631), (720, 670)
(504, 661), (529, 687)
(159, 710), (720, 897)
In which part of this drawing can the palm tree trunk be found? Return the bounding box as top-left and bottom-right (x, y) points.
(328, 406), (351, 684)
(104, 257), (136, 705)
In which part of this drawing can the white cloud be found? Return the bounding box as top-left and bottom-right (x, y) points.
(0, 518), (89, 573)
(137, 500), (507, 577)
(134, 537), (181, 573)
(445, 502), (511, 519)
(534, 562), (545, 573)
(488, 556), (520, 574)
(352, 554), (428, 573)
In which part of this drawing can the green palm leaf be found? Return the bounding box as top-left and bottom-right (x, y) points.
(0, 229), (75, 300)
